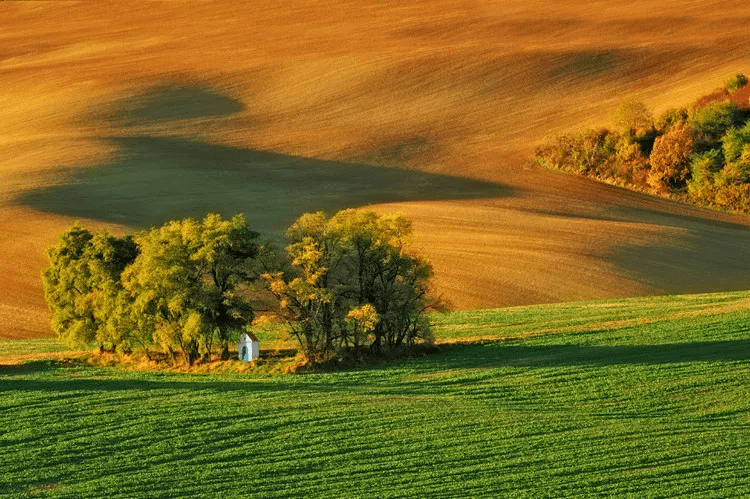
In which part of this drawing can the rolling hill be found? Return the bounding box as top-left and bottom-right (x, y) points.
(3, 291), (750, 496)
(3, 0), (750, 338)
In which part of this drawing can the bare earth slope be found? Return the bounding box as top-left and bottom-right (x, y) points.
(3, 0), (750, 338)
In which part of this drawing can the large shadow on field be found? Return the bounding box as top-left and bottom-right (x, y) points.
(608, 226), (750, 296)
(109, 84), (246, 125)
(16, 85), (510, 239)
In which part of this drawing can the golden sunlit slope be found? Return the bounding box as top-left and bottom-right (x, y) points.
(3, 0), (750, 338)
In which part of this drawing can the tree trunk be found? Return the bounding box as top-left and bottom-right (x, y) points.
(167, 346), (178, 365)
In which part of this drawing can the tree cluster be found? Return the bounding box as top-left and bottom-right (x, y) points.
(43, 214), (259, 365)
(534, 74), (750, 213)
(43, 210), (433, 366)
(263, 209), (433, 362)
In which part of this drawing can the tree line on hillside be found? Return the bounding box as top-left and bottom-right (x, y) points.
(534, 73), (750, 213)
(42, 210), (433, 366)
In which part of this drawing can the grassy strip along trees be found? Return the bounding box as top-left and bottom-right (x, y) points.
(42, 210), (433, 366)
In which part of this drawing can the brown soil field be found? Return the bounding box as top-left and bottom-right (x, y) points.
(3, 0), (750, 339)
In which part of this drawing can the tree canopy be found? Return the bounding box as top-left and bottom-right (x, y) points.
(264, 209), (433, 362)
(648, 123), (695, 192)
(42, 226), (138, 351)
(43, 210), (434, 367)
(123, 214), (259, 364)
(536, 85), (750, 214)
(614, 98), (653, 136)
(44, 214), (259, 365)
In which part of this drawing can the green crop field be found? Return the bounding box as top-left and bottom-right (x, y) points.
(2, 291), (750, 498)
(0, 338), (71, 358)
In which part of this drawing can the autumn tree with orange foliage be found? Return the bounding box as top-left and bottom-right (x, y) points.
(648, 123), (695, 193)
(536, 82), (750, 214)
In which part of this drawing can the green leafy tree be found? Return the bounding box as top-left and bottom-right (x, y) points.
(85, 231), (139, 351)
(198, 214), (260, 360)
(721, 121), (750, 165)
(614, 98), (653, 137)
(124, 214), (259, 364)
(42, 225), (96, 348)
(264, 209), (433, 362)
(329, 210), (432, 352)
(727, 73), (748, 92)
(718, 145), (750, 186)
(656, 107), (688, 133)
(689, 101), (743, 152)
(345, 304), (379, 352)
(123, 220), (206, 364)
(42, 226), (137, 350)
(687, 149), (723, 202)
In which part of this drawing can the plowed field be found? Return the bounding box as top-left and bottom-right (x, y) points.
(3, 1), (750, 338)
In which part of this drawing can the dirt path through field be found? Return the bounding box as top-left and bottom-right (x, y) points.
(3, 1), (750, 338)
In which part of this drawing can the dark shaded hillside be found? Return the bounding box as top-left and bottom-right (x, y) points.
(18, 135), (510, 240)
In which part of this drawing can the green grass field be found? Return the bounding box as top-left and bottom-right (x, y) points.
(0, 338), (71, 358)
(2, 292), (749, 497)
